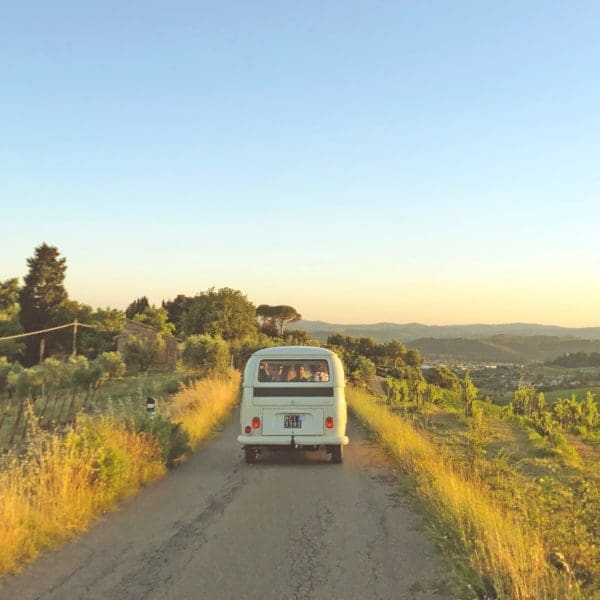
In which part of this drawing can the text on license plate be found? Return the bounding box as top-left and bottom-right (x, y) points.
(284, 415), (302, 428)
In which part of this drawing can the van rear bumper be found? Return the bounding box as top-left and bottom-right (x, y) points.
(237, 434), (349, 446)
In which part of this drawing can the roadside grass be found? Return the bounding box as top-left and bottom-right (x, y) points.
(167, 371), (240, 448)
(348, 388), (579, 600)
(0, 413), (166, 575)
(0, 372), (240, 577)
(393, 400), (600, 596)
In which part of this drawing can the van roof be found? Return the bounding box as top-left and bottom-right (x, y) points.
(252, 345), (334, 358)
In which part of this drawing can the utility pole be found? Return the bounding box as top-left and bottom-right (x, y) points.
(39, 338), (45, 363)
(72, 319), (78, 356)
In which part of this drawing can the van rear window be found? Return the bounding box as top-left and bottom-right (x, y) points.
(258, 360), (330, 383)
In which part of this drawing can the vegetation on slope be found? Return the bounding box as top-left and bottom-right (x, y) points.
(0, 373), (240, 577)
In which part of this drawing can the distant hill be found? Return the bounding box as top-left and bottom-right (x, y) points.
(292, 321), (600, 362)
(410, 336), (600, 363)
(294, 320), (600, 343)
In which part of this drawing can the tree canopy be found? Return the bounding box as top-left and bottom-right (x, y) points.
(181, 288), (257, 340)
(0, 278), (24, 360)
(131, 305), (175, 336)
(19, 244), (68, 365)
(256, 304), (301, 337)
(162, 294), (193, 335)
(19, 243), (68, 333)
(125, 296), (150, 319)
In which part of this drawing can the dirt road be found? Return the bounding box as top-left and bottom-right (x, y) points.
(0, 409), (451, 600)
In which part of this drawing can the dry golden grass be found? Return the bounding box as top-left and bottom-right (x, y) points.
(0, 414), (165, 576)
(0, 372), (240, 577)
(347, 388), (577, 600)
(167, 371), (240, 448)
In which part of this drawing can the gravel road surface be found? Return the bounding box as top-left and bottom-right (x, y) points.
(0, 408), (451, 600)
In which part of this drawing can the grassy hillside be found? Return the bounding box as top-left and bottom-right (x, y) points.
(348, 388), (600, 599)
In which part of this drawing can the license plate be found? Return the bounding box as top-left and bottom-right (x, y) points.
(284, 415), (302, 428)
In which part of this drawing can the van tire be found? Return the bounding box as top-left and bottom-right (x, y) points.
(331, 445), (343, 464)
(245, 448), (258, 463)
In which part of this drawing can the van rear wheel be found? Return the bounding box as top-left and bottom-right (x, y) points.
(245, 447), (258, 464)
(331, 445), (343, 464)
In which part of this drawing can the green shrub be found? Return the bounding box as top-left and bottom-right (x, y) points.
(129, 412), (190, 466)
(159, 377), (184, 395)
(180, 334), (230, 377)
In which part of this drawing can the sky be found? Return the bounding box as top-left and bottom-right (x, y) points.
(1, 1), (599, 326)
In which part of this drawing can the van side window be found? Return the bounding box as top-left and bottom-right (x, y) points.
(258, 360), (330, 383)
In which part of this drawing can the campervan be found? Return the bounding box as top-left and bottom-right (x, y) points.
(238, 346), (348, 463)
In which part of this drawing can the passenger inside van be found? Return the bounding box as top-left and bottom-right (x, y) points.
(284, 365), (296, 381)
(270, 364), (284, 381)
(257, 360), (330, 383)
(310, 363), (329, 382)
(293, 364), (308, 381)
(258, 363), (271, 381)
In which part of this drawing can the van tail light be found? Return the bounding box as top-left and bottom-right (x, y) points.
(244, 425), (252, 434)
(325, 417), (334, 429)
(252, 417), (261, 429)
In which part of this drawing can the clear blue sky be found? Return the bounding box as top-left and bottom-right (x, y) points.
(2, 1), (599, 325)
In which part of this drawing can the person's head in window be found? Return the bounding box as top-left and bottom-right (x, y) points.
(284, 365), (295, 381)
(311, 363), (324, 381)
(294, 363), (307, 381)
(258, 363), (270, 381)
(270, 363), (283, 381)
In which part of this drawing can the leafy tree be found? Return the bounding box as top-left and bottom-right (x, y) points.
(404, 348), (423, 368)
(19, 243), (68, 365)
(180, 334), (230, 376)
(229, 333), (282, 369)
(326, 333), (349, 348)
(357, 337), (378, 360)
(283, 328), (319, 346)
(382, 340), (406, 367)
(53, 299), (93, 325)
(425, 365), (460, 391)
(49, 299), (94, 356)
(97, 351), (126, 379)
(0, 278), (20, 314)
(256, 304), (301, 337)
(162, 294), (193, 334)
(125, 296), (150, 319)
(79, 307), (126, 357)
(181, 288), (258, 340)
(123, 335), (163, 372)
(0, 278), (24, 360)
(132, 306), (175, 336)
(0, 356), (11, 394)
(350, 356), (376, 387)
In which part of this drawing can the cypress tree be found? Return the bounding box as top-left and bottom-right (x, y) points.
(19, 243), (68, 364)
